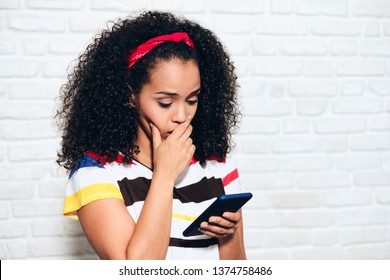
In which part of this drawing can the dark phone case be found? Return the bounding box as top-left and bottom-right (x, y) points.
(182, 192), (253, 237)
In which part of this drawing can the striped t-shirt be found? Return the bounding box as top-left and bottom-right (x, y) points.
(63, 153), (244, 260)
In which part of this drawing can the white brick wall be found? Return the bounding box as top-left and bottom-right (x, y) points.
(0, 0), (389, 260)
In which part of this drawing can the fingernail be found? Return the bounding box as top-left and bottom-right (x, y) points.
(222, 213), (229, 219)
(187, 115), (192, 120)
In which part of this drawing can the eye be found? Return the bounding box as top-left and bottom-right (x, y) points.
(158, 102), (172, 108)
(187, 99), (198, 106)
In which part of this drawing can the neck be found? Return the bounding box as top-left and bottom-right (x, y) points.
(133, 126), (153, 169)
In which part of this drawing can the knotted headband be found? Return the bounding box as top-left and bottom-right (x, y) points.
(127, 32), (195, 71)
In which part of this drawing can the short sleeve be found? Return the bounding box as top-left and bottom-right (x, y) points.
(63, 165), (123, 220)
(221, 155), (245, 195)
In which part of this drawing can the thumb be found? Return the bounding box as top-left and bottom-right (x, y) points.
(150, 123), (162, 152)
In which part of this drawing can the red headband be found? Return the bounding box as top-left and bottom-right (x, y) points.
(127, 32), (195, 71)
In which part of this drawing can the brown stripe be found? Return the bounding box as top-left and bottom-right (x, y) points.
(169, 237), (218, 248)
(118, 176), (225, 207)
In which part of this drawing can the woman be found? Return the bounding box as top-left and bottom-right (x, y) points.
(56, 11), (246, 260)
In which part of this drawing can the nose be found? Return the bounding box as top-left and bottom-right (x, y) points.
(171, 104), (187, 124)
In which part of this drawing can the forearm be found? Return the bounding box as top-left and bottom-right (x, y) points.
(126, 172), (175, 259)
(218, 214), (246, 260)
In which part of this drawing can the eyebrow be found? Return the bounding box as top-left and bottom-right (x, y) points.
(154, 88), (201, 98)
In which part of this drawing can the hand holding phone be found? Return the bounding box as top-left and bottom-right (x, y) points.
(183, 192), (253, 237)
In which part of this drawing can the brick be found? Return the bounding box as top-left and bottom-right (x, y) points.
(252, 39), (277, 55)
(0, 163), (47, 181)
(310, 20), (361, 36)
(369, 79), (390, 96)
(255, 18), (307, 35)
(375, 188), (390, 204)
(331, 40), (358, 56)
(8, 82), (60, 100)
(239, 77), (267, 97)
(23, 37), (47, 55)
(246, 249), (288, 260)
(352, 0), (390, 17)
(69, 17), (107, 33)
(337, 59), (385, 76)
(291, 247), (343, 260)
(43, 61), (68, 78)
(27, 0), (85, 10)
(271, 191), (322, 208)
(270, 0), (293, 14)
(364, 21), (381, 37)
(0, 101), (54, 119)
(0, 203), (9, 219)
(371, 115), (390, 131)
(332, 98), (383, 114)
(210, 0), (264, 14)
(339, 208), (388, 226)
(341, 80), (365, 96)
(311, 229), (340, 246)
(240, 172), (293, 190)
(0, 243), (7, 259)
(216, 16), (252, 34)
(241, 98), (293, 116)
(288, 80), (338, 97)
(0, 38), (16, 54)
(28, 237), (90, 257)
(297, 98), (329, 116)
(12, 200), (63, 217)
(253, 58), (303, 76)
(6, 241), (28, 259)
(295, 0), (348, 16)
(314, 117), (366, 134)
(8, 16), (66, 32)
(8, 141), (57, 162)
(304, 60), (334, 77)
(279, 39), (327, 56)
(0, 61), (39, 77)
(48, 37), (89, 55)
(0, 221), (28, 238)
(243, 229), (263, 249)
(323, 189), (372, 207)
(239, 117), (279, 135)
(222, 37), (250, 56)
(353, 170), (390, 187)
(334, 154), (382, 171)
(282, 155), (332, 172)
(344, 244), (390, 259)
(92, 0), (152, 12)
(2, 120), (56, 140)
(360, 40), (390, 57)
(385, 21), (390, 36)
(63, 219), (84, 236)
(32, 219), (63, 237)
(236, 155), (278, 172)
(38, 179), (66, 198)
(272, 136), (318, 153)
(0, 182), (35, 198)
(283, 118), (310, 133)
(262, 229), (311, 248)
(283, 210), (336, 228)
(295, 172), (350, 188)
(350, 134), (390, 151)
(341, 226), (388, 245)
(319, 136), (348, 152)
(0, 0), (21, 9)
(244, 210), (284, 229)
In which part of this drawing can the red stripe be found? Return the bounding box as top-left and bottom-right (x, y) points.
(222, 168), (239, 187)
(189, 156), (226, 166)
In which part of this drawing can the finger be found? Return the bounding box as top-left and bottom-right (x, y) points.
(171, 116), (192, 140)
(208, 216), (237, 229)
(199, 223), (235, 237)
(150, 123), (162, 153)
(222, 211), (241, 223)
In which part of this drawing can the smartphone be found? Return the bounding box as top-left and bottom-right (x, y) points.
(182, 192), (253, 237)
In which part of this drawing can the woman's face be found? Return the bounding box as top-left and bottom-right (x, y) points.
(135, 58), (200, 142)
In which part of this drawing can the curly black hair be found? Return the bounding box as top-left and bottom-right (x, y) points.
(56, 11), (240, 170)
